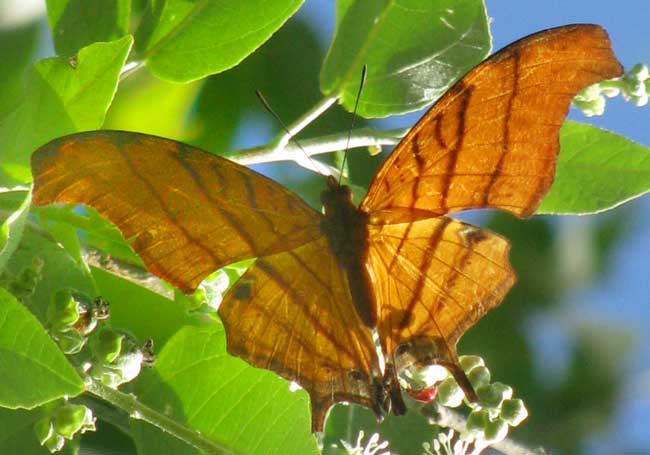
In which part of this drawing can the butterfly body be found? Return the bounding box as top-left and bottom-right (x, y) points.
(320, 176), (375, 328)
(31, 25), (623, 432)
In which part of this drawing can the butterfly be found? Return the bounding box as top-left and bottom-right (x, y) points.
(31, 24), (622, 432)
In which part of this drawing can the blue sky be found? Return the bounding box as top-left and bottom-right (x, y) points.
(488, 2), (650, 452)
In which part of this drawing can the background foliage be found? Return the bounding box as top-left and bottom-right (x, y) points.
(0, 1), (648, 454)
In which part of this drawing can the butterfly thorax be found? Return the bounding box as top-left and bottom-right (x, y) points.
(320, 176), (376, 328)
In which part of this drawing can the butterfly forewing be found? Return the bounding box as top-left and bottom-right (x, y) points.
(31, 131), (323, 292)
(361, 24), (623, 219)
(219, 236), (380, 432)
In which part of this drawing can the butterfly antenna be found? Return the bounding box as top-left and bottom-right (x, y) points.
(255, 90), (322, 174)
(338, 64), (368, 186)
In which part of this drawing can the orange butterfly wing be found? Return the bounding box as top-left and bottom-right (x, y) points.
(367, 218), (514, 396)
(361, 24), (623, 219)
(361, 24), (622, 393)
(219, 237), (380, 432)
(31, 131), (323, 292)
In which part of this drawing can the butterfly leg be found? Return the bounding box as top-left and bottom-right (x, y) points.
(383, 363), (406, 416)
(441, 358), (478, 403)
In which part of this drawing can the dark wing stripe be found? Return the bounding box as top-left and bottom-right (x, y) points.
(377, 232), (509, 270)
(482, 50), (521, 205)
(254, 260), (357, 361)
(438, 88), (471, 212)
(287, 250), (373, 369)
(377, 232), (509, 303)
(171, 150), (258, 254)
(400, 218), (451, 328)
(371, 234), (466, 316)
(117, 148), (220, 265)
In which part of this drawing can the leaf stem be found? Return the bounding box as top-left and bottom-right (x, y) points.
(85, 378), (235, 455)
(119, 60), (145, 82)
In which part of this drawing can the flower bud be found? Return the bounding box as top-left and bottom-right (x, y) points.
(632, 94), (649, 107)
(576, 84), (601, 101)
(90, 327), (123, 364)
(466, 409), (488, 434)
(47, 290), (80, 330)
(630, 63), (649, 81)
(52, 404), (95, 439)
(467, 366), (491, 389)
(34, 417), (54, 445)
(483, 418), (508, 443)
(629, 80), (646, 97)
(436, 377), (464, 407)
(56, 330), (87, 355)
(500, 398), (528, 426)
(477, 382), (512, 409)
(459, 355), (484, 372)
(44, 434), (65, 453)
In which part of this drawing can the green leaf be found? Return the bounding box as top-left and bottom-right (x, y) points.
(0, 190), (32, 272)
(132, 325), (319, 455)
(538, 121), (650, 215)
(320, 0), (490, 118)
(135, 0), (304, 82)
(0, 287), (83, 408)
(0, 22), (40, 115)
(0, 408), (49, 454)
(187, 18), (331, 155)
(35, 205), (143, 267)
(0, 35), (133, 184)
(46, 0), (131, 56)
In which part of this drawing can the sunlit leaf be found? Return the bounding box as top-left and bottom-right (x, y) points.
(104, 70), (202, 138)
(539, 122), (650, 214)
(0, 287), (83, 408)
(46, 0), (131, 55)
(132, 325), (318, 455)
(0, 35), (133, 183)
(0, 190), (31, 272)
(0, 22), (39, 115)
(320, 0), (490, 117)
(136, 0), (304, 82)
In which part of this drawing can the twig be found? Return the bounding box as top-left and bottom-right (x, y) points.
(267, 96), (339, 150)
(85, 378), (236, 455)
(233, 126), (408, 169)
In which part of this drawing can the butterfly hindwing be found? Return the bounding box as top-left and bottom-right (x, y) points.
(218, 236), (380, 432)
(367, 217), (514, 395)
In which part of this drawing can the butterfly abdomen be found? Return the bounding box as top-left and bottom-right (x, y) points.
(320, 178), (377, 328)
